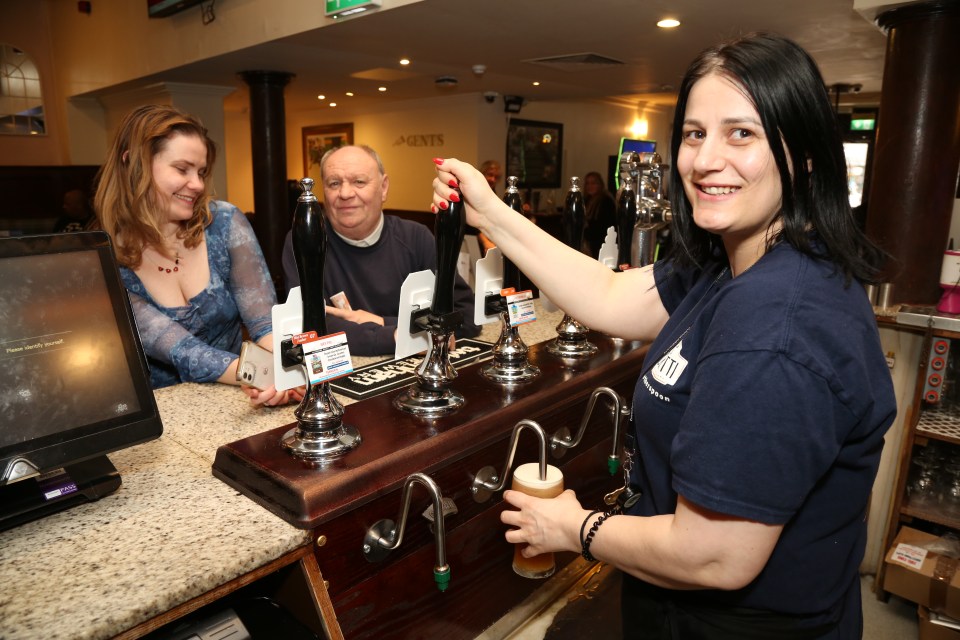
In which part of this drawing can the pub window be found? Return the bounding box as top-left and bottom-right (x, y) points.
(0, 44), (45, 136)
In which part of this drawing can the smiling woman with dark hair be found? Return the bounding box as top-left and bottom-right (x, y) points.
(431, 32), (895, 639)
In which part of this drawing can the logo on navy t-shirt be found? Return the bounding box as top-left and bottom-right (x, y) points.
(642, 340), (688, 403)
(652, 340), (688, 386)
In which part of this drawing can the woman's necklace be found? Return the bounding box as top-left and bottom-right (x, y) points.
(145, 242), (181, 274)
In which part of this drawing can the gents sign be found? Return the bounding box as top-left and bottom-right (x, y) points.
(393, 134), (445, 147)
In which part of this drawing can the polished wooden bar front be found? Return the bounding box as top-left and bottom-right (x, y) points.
(213, 333), (647, 638)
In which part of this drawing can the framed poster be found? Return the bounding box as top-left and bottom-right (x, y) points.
(302, 123), (354, 185)
(505, 119), (563, 189)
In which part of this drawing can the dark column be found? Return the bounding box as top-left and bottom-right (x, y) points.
(241, 70), (295, 296)
(865, 1), (960, 306)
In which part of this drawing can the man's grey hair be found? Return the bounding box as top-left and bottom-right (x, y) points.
(320, 144), (385, 178)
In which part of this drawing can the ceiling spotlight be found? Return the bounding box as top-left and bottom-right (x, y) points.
(329, 102), (337, 107)
(378, 87), (387, 92)
(532, 81), (540, 87)
(435, 75), (458, 88)
(317, 94), (326, 100)
(657, 18), (680, 28)
(399, 58), (411, 66)
(346, 92), (354, 97)
(472, 64), (486, 76)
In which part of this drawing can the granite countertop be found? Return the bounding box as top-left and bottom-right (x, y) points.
(0, 302), (565, 640)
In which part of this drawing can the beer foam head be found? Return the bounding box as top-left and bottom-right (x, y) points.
(513, 462), (563, 488)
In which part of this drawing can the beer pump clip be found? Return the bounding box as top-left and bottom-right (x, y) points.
(394, 271), (436, 360)
(472, 246), (505, 327)
(597, 227), (619, 269)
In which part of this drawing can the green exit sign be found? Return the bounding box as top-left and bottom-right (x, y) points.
(850, 118), (876, 131)
(325, 0), (381, 17)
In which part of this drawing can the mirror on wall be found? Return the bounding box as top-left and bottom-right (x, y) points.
(0, 44), (45, 136)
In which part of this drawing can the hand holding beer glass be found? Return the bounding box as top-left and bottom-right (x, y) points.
(510, 462), (564, 579)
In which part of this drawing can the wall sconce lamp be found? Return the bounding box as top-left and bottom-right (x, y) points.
(503, 95), (525, 114)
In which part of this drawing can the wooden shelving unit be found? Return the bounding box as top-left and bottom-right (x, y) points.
(878, 321), (960, 599)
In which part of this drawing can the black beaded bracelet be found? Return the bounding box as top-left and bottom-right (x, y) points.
(581, 510), (611, 562)
(579, 510), (602, 560)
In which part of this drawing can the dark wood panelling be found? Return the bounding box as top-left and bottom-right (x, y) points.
(213, 334), (647, 639)
(0, 166), (100, 232)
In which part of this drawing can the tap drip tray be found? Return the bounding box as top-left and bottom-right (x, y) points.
(477, 558), (623, 640)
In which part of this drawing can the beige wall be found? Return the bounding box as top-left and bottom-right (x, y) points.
(220, 93), (674, 213)
(0, 1), (67, 165)
(44, 0), (420, 101)
(0, 0), (423, 169)
(4, 0), (672, 214)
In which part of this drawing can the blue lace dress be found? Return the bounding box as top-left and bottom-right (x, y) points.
(120, 202), (275, 388)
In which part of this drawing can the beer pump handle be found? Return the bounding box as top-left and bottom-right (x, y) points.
(501, 176), (523, 290)
(563, 176), (586, 251)
(616, 182), (638, 269)
(430, 189), (465, 316)
(292, 178), (327, 336)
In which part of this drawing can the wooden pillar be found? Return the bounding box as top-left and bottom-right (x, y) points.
(865, 1), (960, 305)
(241, 70), (295, 295)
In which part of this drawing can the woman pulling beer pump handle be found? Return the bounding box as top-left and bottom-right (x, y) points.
(431, 32), (894, 638)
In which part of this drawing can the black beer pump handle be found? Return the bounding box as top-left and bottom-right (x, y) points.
(501, 176), (523, 291)
(431, 190), (465, 316)
(616, 185), (637, 269)
(563, 176), (585, 251)
(292, 178), (327, 336)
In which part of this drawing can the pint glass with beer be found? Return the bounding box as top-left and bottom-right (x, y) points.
(511, 462), (564, 578)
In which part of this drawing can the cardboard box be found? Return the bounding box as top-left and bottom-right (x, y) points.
(885, 526), (960, 619)
(920, 606), (960, 640)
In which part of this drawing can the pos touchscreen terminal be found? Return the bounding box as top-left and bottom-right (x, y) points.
(0, 231), (162, 531)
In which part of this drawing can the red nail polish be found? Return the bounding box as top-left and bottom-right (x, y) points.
(431, 204), (437, 213)
(438, 200), (449, 210)
(432, 157), (444, 165)
(448, 179), (458, 188)
(449, 192), (461, 203)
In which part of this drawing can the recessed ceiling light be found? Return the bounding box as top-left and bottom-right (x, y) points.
(399, 58), (410, 66)
(345, 92), (354, 97)
(378, 87), (387, 92)
(657, 18), (680, 28)
(532, 81), (540, 86)
(329, 102), (337, 107)
(317, 94), (326, 100)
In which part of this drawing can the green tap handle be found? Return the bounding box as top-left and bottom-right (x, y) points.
(434, 565), (451, 592)
(608, 456), (620, 476)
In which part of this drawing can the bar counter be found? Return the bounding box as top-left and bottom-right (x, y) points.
(0, 304), (587, 640)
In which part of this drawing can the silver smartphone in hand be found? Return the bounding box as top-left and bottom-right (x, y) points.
(237, 341), (275, 390)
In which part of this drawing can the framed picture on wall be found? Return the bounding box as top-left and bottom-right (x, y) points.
(505, 119), (563, 189)
(302, 123), (354, 185)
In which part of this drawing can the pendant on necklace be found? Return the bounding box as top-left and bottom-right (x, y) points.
(156, 254), (180, 274)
